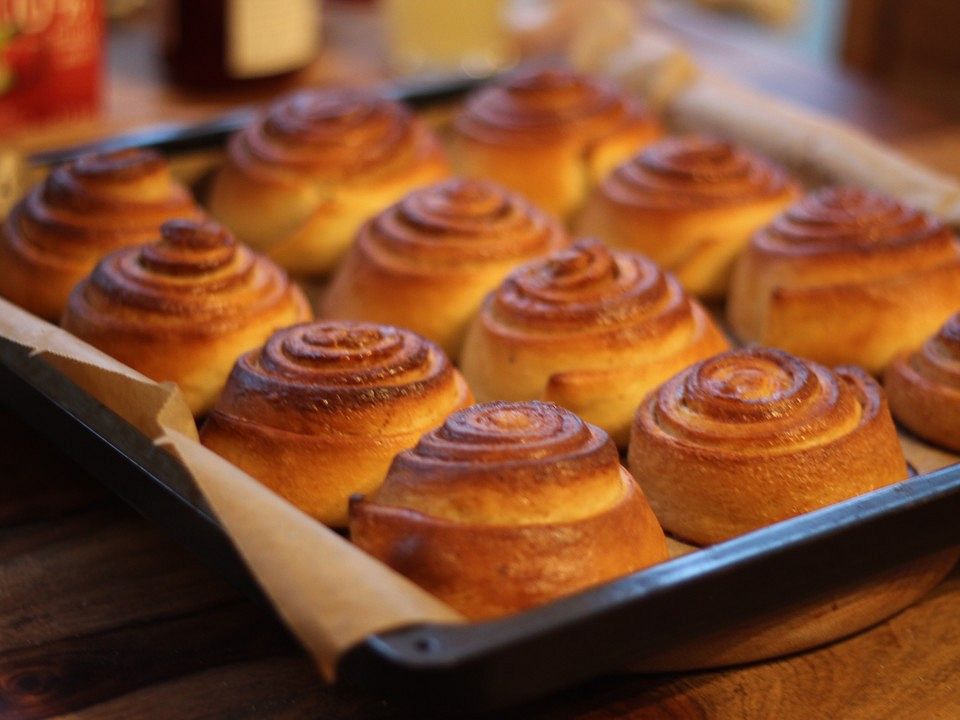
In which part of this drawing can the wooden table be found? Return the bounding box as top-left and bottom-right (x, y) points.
(3, 3), (960, 718)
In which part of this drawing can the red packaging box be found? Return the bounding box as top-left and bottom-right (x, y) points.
(0, 0), (104, 133)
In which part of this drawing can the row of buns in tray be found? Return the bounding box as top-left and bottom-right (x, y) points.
(1, 68), (959, 621)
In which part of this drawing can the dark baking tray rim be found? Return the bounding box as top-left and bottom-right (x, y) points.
(2, 335), (959, 713)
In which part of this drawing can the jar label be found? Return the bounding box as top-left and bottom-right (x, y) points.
(226, 0), (318, 79)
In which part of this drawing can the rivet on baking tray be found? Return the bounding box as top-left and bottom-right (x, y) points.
(413, 636), (440, 653)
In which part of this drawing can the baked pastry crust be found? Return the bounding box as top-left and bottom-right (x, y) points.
(727, 187), (960, 374)
(577, 135), (798, 298)
(0, 149), (201, 320)
(452, 68), (661, 219)
(207, 88), (450, 275)
(351, 400), (669, 619)
(460, 239), (729, 445)
(201, 320), (472, 526)
(62, 219), (311, 415)
(885, 313), (960, 451)
(629, 347), (908, 545)
(321, 178), (569, 358)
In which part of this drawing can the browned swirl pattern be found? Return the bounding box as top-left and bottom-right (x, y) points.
(726, 186), (960, 373)
(321, 178), (570, 357)
(201, 320), (471, 526)
(0, 149), (200, 318)
(361, 178), (567, 269)
(76, 219), (299, 330)
(630, 347), (907, 544)
(222, 321), (463, 430)
(460, 240), (729, 445)
(906, 313), (960, 390)
(417, 400), (605, 464)
(884, 313), (960, 451)
(350, 399), (669, 619)
(601, 136), (794, 211)
(375, 401), (623, 523)
(10, 149), (196, 257)
(455, 68), (649, 144)
(489, 238), (690, 333)
(647, 348), (877, 453)
(754, 186), (952, 255)
(228, 88), (430, 183)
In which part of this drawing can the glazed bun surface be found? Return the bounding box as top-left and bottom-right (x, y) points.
(577, 135), (798, 298)
(208, 88), (449, 274)
(321, 178), (569, 357)
(351, 401), (668, 619)
(885, 312), (960, 452)
(461, 238), (729, 445)
(0, 149), (201, 319)
(201, 320), (472, 526)
(727, 187), (960, 374)
(62, 219), (310, 414)
(452, 68), (660, 218)
(629, 347), (908, 545)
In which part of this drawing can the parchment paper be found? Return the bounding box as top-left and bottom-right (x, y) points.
(0, 297), (462, 681)
(3, 12), (960, 685)
(568, 21), (960, 225)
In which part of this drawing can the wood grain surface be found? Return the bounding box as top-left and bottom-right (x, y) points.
(4, 2), (960, 718)
(1, 406), (959, 720)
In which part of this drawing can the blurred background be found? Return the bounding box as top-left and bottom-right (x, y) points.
(1, 0), (958, 140)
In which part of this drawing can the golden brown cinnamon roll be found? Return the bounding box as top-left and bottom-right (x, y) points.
(321, 178), (569, 357)
(884, 313), (960, 451)
(207, 88), (449, 275)
(351, 401), (669, 619)
(201, 321), (472, 526)
(451, 69), (660, 219)
(0, 149), (201, 320)
(577, 136), (798, 298)
(727, 187), (960, 374)
(62, 219), (310, 415)
(629, 348), (908, 546)
(460, 239), (729, 446)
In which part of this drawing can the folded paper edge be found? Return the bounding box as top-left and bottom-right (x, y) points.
(0, 296), (463, 682)
(159, 429), (464, 682)
(566, 17), (960, 227)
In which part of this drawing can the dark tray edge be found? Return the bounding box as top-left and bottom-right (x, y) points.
(3, 337), (960, 713)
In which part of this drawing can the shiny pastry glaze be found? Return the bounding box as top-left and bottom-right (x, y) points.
(227, 88), (438, 183)
(3, 148), (197, 260)
(599, 135), (794, 211)
(359, 178), (568, 270)
(73, 219), (300, 332)
(907, 313), (960, 389)
(753, 186), (956, 256)
(370, 400), (627, 525)
(351, 400), (669, 619)
(643, 347), (883, 455)
(455, 68), (652, 147)
(489, 238), (695, 337)
(218, 320), (467, 430)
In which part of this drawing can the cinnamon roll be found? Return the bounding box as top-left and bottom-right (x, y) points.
(727, 187), (960, 374)
(451, 68), (661, 219)
(460, 239), (729, 446)
(0, 149), (201, 320)
(577, 136), (798, 298)
(351, 401), (669, 619)
(62, 219), (311, 415)
(629, 348), (908, 545)
(201, 321), (472, 526)
(321, 178), (569, 357)
(207, 88), (449, 275)
(884, 313), (960, 451)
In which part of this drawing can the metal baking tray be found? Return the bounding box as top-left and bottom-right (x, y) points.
(2, 334), (959, 713)
(5, 75), (960, 711)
